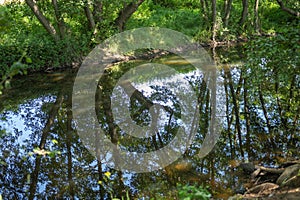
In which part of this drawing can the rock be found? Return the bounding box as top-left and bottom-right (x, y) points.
(228, 194), (243, 200)
(238, 162), (256, 174)
(234, 185), (247, 194)
(251, 168), (261, 179)
(276, 164), (300, 185)
(280, 160), (300, 168)
(282, 175), (300, 187)
(245, 182), (279, 194)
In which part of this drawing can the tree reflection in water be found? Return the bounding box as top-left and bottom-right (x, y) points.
(0, 47), (299, 199)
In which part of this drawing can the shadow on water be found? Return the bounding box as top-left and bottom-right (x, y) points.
(0, 47), (299, 199)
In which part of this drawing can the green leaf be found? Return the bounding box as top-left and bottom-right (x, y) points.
(25, 57), (32, 63)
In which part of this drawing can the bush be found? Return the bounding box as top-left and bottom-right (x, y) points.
(0, 45), (22, 76)
(0, 2), (91, 77)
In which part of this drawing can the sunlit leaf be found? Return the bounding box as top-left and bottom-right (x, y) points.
(0, 160), (7, 166)
(104, 171), (111, 178)
(27, 174), (31, 184)
(52, 139), (59, 144)
(4, 80), (10, 89)
(33, 148), (51, 156)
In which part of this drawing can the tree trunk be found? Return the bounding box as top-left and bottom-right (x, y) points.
(52, 0), (66, 39)
(243, 76), (251, 157)
(223, 0), (228, 14)
(258, 85), (271, 134)
(224, 71), (234, 157)
(258, 84), (275, 148)
(223, 0), (233, 27)
(276, 0), (300, 17)
(66, 94), (75, 199)
(84, 4), (96, 30)
(29, 92), (64, 200)
(211, 0), (217, 43)
(25, 0), (59, 40)
(239, 0), (248, 26)
(93, 0), (103, 23)
(225, 69), (244, 158)
(94, 119), (105, 199)
(287, 74), (296, 113)
(275, 81), (286, 130)
(254, 0), (260, 34)
(200, 0), (208, 21)
(288, 74), (297, 142)
(114, 0), (145, 31)
(209, 156), (216, 187)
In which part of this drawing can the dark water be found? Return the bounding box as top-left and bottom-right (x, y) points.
(0, 47), (299, 199)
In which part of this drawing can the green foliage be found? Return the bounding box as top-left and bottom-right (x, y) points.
(245, 22), (299, 82)
(0, 1), (90, 73)
(259, 1), (295, 34)
(24, 34), (89, 69)
(0, 31), (90, 95)
(177, 184), (211, 200)
(243, 22), (299, 155)
(0, 6), (11, 33)
(152, 0), (200, 9)
(0, 52), (28, 95)
(0, 0), (299, 86)
(126, 1), (201, 37)
(0, 129), (6, 138)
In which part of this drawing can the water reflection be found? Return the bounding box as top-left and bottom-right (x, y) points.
(0, 47), (299, 199)
(1, 96), (56, 145)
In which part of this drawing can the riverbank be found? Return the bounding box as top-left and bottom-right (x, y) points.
(1, 0), (298, 78)
(229, 160), (300, 199)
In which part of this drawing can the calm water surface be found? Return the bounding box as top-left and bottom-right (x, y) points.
(0, 47), (299, 199)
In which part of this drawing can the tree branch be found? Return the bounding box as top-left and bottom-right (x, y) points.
(52, 0), (66, 39)
(114, 0), (145, 31)
(276, 0), (300, 17)
(84, 4), (96, 30)
(25, 0), (59, 40)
